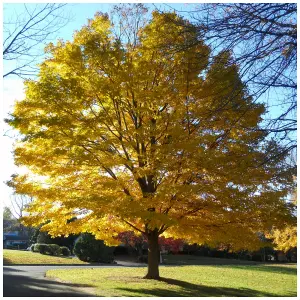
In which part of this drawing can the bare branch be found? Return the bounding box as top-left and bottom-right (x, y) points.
(164, 3), (296, 153)
(3, 3), (70, 78)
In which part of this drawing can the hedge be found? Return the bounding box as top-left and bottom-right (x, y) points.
(59, 246), (71, 257)
(34, 243), (60, 256)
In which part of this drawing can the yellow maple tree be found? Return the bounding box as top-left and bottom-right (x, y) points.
(272, 226), (297, 253)
(7, 9), (295, 279)
(269, 188), (297, 253)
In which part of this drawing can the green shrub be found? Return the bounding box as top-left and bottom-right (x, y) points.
(47, 244), (60, 256)
(34, 243), (48, 254)
(37, 231), (78, 252)
(34, 243), (60, 255)
(73, 233), (115, 263)
(60, 246), (71, 257)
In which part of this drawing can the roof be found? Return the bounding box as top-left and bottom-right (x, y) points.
(3, 235), (28, 241)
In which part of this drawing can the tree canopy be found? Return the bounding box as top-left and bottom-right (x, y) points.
(7, 9), (295, 278)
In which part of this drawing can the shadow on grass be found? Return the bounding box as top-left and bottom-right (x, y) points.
(3, 257), (113, 266)
(3, 263), (109, 266)
(162, 255), (297, 276)
(163, 256), (258, 265)
(3, 257), (13, 265)
(117, 277), (294, 297)
(3, 267), (94, 297)
(217, 265), (297, 276)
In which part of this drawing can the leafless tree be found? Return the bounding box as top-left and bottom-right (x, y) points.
(161, 3), (297, 154)
(9, 193), (34, 235)
(10, 193), (33, 219)
(3, 3), (69, 78)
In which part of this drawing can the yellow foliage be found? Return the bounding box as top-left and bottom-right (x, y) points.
(7, 9), (295, 250)
(270, 226), (297, 253)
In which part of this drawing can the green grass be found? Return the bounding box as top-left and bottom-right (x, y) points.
(46, 263), (297, 297)
(3, 249), (88, 265)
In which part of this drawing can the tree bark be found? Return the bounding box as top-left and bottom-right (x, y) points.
(144, 230), (160, 279)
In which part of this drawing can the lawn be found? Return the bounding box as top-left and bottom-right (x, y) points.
(46, 263), (297, 297)
(3, 249), (88, 265)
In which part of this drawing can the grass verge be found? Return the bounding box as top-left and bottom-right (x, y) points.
(46, 264), (297, 297)
(3, 249), (88, 265)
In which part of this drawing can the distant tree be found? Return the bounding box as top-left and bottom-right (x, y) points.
(7, 194), (34, 236)
(117, 231), (185, 255)
(29, 227), (40, 245)
(3, 207), (19, 233)
(10, 194), (33, 219)
(117, 231), (147, 256)
(269, 187), (297, 253)
(158, 236), (185, 254)
(3, 206), (14, 220)
(271, 226), (297, 253)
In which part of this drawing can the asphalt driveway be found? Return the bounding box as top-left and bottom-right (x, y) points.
(4, 265), (95, 297)
(3, 261), (146, 297)
(3, 262), (146, 297)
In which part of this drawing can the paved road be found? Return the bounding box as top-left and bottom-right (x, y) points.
(3, 262), (146, 297)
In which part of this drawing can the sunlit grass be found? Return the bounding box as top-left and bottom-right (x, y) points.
(47, 263), (297, 297)
(3, 249), (88, 265)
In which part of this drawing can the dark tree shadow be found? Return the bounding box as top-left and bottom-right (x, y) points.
(161, 256), (297, 277)
(3, 268), (95, 297)
(117, 277), (296, 297)
(218, 264), (297, 276)
(3, 263), (106, 266)
(3, 258), (12, 265)
(162, 256), (260, 266)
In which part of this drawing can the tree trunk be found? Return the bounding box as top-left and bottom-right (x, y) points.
(144, 230), (160, 279)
